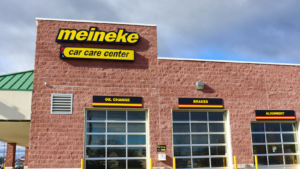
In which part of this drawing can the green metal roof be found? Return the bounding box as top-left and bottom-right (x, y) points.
(0, 70), (34, 91)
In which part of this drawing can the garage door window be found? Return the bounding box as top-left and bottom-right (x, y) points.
(85, 110), (147, 169)
(251, 122), (299, 166)
(173, 111), (227, 168)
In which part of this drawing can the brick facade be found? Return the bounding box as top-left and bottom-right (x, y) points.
(6, 143), (16, 168)
(30, 19), (300, 168)
(25, 147), (29, 167)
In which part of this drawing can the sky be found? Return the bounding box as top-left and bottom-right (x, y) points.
(0, 142), (25, 160)
(1, 0), (300, 75)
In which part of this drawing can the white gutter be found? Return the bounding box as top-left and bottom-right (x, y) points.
(158, 57), (300, 67)
(35, 18), (156, 27)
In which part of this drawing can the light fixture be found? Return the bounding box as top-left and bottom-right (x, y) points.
(196, 82), (205, 90)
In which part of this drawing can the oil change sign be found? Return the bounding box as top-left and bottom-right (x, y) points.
(93, 96), (143, 108)
(60, 47), (134, 61)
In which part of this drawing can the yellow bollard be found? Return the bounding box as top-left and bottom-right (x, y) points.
(81, 159), (84, 169)
(293, 155), (295, 164)
(173, 158), (176, 169)
(150, 158), (153, 169)
(3, 164), (5, 169)
(255, 155), (258, 169)
(234, 156), (237, 169)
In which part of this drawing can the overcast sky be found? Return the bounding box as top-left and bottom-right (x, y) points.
(1, 0), (300, 74)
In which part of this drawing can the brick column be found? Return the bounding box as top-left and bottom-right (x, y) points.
(24, 147), (29, 169)
(6, 143), (16, 169)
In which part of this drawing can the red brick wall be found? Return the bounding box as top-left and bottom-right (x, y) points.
(6, 143), (16, 167)
(156, 60), (300, 165)
(30, 20), (159, 168)
(31, 19), (300, 168)
(25, 147), (29, 166)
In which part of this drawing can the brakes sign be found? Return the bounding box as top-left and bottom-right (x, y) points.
(60, 47), (134, 61)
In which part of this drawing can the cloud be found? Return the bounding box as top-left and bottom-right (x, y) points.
(1, 0), (300, 74)
(0, 141), (5, 146)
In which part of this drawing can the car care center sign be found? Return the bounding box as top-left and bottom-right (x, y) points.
(56, 27), (139, 61)
(178, 98), (224, 109)
(60, 47), (134, 61)
(93, 96), (143, 108)
(255, 110), (295, 120)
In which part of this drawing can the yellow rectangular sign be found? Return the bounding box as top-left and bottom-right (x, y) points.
(60, 47), (134, 61)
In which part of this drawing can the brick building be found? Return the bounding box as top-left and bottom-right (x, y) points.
(1, 18), (300, 169)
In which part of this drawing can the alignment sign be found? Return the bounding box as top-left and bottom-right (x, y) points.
(60, 47), (134, 61)
(255, 110), (295, 120)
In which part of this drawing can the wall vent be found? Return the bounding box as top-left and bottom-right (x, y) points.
(51, 93), (73, 114)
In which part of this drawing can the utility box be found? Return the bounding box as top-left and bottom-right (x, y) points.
(158, 154), (166, 161)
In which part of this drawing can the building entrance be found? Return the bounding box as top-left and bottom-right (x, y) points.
(85, 110), (148, 169)
(172, 111), (228, 169)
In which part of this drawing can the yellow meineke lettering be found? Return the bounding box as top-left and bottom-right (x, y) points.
(76, 30), (88, 41)
(93, 31), (106, 42)
(87, 27), (96, 41)
(127, 33), (139, 43)
(105, 32), (117, 42)
(56, 27), (140, 44)
(57, 29), (77, 41)
(115, 29), (128, 43)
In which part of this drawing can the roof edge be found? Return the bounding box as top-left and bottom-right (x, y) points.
(158, 57), (300, 67)
(0, 89), (33, 91)
(0, 70), (34, 77)
(35, 18), (157, 27)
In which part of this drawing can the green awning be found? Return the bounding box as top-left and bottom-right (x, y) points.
(0, 70), (34, 91)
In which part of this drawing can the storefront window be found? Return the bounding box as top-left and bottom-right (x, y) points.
(173, 111), (227, 168)
(85, 110), (147, 169)
(251, 122), (299, 166)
